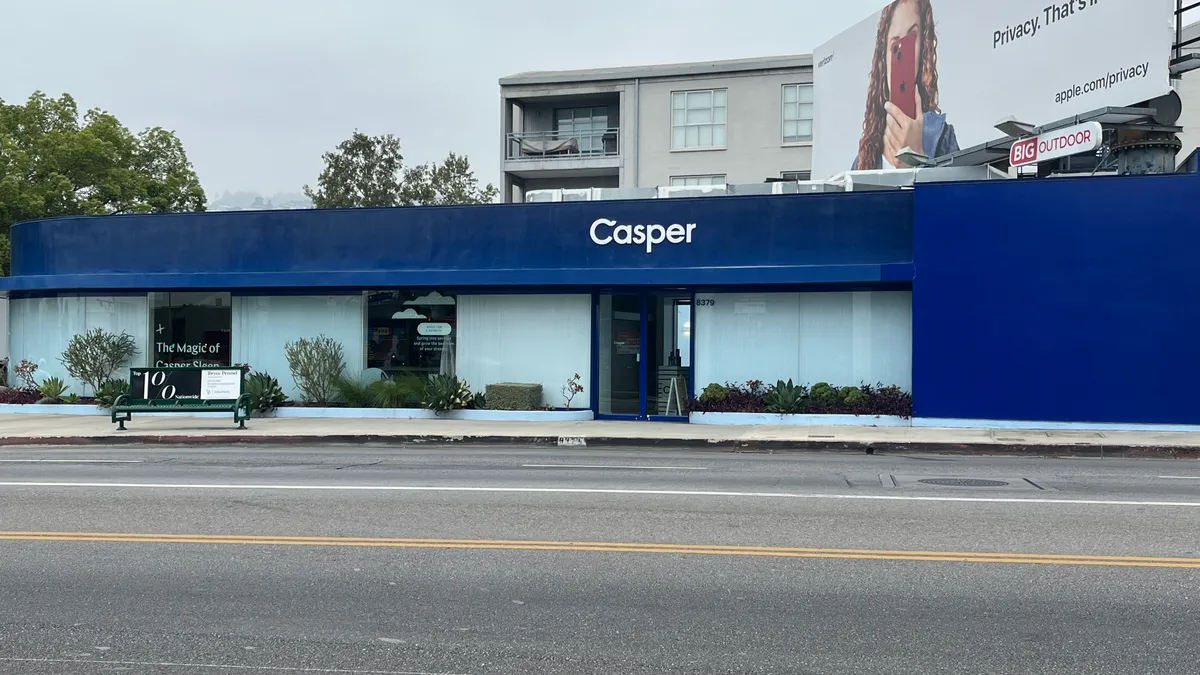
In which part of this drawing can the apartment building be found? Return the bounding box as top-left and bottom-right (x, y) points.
(498, 55), (813, 203)
(1174, 19), (1200, 162)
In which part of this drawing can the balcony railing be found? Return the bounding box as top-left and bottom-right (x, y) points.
(506, 128), (619, 160)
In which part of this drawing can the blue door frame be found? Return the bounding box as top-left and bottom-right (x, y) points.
(591, 291), (694, 421)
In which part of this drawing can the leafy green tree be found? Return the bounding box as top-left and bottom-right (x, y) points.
(304, 131), (497, 209)
(0, 92), (205, 275)
(399, 152), (499, 206)
(303, 132), (405, 208)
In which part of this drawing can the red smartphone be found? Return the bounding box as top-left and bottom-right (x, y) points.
(888, 32), (918, 119)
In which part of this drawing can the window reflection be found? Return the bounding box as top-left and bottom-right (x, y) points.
(365, 290), (457, 377)
(150, 292), (232, 368)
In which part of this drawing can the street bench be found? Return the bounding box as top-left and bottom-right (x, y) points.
(111, 367), (251, 431)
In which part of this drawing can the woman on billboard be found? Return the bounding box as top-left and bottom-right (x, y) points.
(852, 0), (960, 170)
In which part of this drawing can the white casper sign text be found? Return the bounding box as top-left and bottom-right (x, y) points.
(590, 218), (697, 253)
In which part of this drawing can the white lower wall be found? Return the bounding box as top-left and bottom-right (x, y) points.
(232, 295), (365, 401)
(0, 297), (8, 365)
(694, 291), (912, 391)
(457, 294), (591, 408)
(8, 295), (149, 395)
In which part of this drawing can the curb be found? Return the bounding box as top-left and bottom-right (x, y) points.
(0, 434), (1198, 458)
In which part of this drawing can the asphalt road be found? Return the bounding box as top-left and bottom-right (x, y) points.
(1, 445), (1198, 674)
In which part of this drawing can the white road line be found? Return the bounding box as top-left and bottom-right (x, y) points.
(0, 481), (1198, 507)
(521, 464), (709, 470)
(0, 459), (143, 463)
(1157, 475), (1200, 480)
(0, 658), (462, 674)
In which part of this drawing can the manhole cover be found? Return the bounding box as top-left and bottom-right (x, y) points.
(918, 478), (1010, 487)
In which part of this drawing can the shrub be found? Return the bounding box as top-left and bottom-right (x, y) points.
(0, 388), (41, 404)
(330, 372), (424, 409)
(485, 382), (543, 411)
(764, 379), (808, 414)
(368, 375), (425, 408)
(333, 374), (374, 408)
(424, 374), (473, 413)
(841, 385), (869, 414)
(690, 380), (767, 413)
(870, 384), (914, 418)
(59, 328), (139, 396)
(63, 393), (82, 404)
(472, 391), (487, 410)
(95, 379), (128, 409)
(691, 378), (913, 418)
(285, 335), (346, 404)
(561, 373), (584, 409)
(841, 386), (867, 406)
(699, 382), (729, 403)
(245, 371), (287, 414)
(38, 376), (70, 402)
(809, 382), (840, 409)
(14, 359), (40, 390)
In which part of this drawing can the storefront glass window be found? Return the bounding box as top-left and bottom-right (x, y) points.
(365, 290), (456, 377)
(150, 292), (233, 368)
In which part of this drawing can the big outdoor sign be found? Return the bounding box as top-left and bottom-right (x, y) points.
(811, 0), (1172, 179)
(1009, 121), (1103, 167)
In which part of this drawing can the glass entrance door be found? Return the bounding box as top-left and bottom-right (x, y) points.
(596, 292), (692, 419)
(597, 294), (642, 416)
(648, 293), (692, 419)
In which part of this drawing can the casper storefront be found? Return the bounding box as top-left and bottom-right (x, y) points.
(0, 191), (915, 420)
(6, 173), (1200, 427)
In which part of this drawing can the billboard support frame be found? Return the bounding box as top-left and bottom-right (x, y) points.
(927, 105), (1182, 175)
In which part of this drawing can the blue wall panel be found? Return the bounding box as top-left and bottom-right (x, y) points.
(4, 192), (913, 290)
(913, 173), (1200, 425)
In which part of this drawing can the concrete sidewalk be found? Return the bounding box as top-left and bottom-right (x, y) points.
(0, 414), (1198, 456)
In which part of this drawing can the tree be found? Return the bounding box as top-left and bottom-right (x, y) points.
(59, 327), (139, 396)
(303, 132), (405, 208)
(0, 92), (206, 275)
(399, 152), (500, 206)
(304, 131), (497, 209)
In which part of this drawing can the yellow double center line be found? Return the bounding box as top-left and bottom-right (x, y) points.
(1, 531), (1197, 569)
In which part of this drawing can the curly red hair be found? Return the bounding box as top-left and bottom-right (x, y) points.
(854, 0), (941, 170)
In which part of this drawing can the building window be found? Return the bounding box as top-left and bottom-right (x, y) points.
(365, 290), (457, 378)
(671, 89), (727, 150)
(780, 171), (812, 181)
(150, 292), (232, 368)
(670, 175), (727, 187)
(556, 106), (610, 154)
(782, 84), (814, 143)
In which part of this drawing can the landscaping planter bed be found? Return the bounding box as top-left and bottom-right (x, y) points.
(269, 407), (593, 421)
(689, 412), (910, 427)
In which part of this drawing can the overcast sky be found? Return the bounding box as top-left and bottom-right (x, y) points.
(4, 0), (887, 198)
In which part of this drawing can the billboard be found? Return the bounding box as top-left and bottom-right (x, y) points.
(812, 0), (1174, 179)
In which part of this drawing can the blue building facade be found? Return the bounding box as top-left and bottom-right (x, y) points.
(3, 173), (1195, 426)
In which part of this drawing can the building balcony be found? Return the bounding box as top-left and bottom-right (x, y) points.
(503, 128), (621, 179)
(506, 128), (619, 160)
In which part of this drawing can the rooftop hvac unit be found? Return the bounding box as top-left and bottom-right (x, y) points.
(524, 189), (561, 202)
(656, 184), (728, 198)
